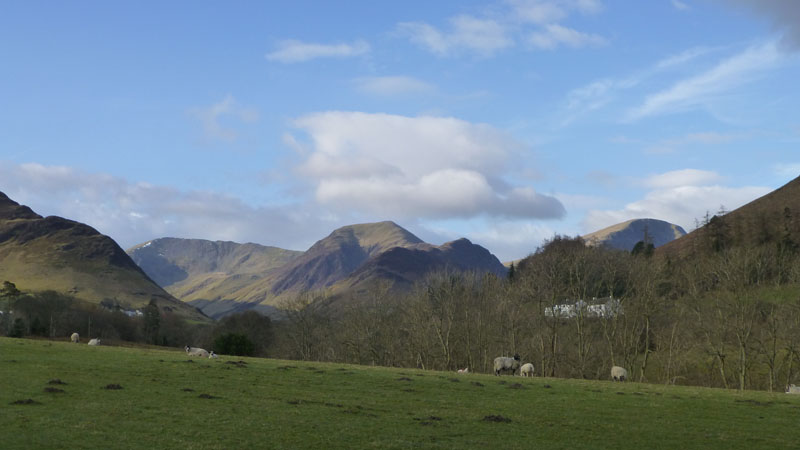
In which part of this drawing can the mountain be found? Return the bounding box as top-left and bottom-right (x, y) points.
(127, 238), (302, 319)
(128, 221), (506, 318)
(268, 221), (424, 294)
(0, 192), (206, 321)
(658, 175), (800, 257)
(340, 237), (507, 292)
(583, 218), (686, 251)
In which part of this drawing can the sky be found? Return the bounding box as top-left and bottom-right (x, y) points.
(1, 0), (799, 262)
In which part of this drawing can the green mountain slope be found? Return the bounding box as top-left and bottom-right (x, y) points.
(0, 192), (206, 320)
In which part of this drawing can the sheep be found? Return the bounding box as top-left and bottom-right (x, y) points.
(493, 354), (521, 376)
(786, 384), (800, 394)
(520, 363), (535, 377)
(208, 351), (218, 359)
(185, 345), (210, 358)
(611, 366), (628, 382)
(457, 368), (469, 374)
(87, 338), (101, 346)
(70, 332), (79, 343)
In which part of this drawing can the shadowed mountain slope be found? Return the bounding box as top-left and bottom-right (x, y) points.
(658, 175), (800, 257)
(583, 218), (686, 251)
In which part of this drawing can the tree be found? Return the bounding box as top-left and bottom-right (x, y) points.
(143, 300), (160, 345)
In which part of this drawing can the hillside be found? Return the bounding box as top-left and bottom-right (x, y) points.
(583, 218), (686, 251)
(129, 221), (506, 318)
(0, 192), (206, 320)
(3, 337), (799, 449)
(658, 175), (800, 257)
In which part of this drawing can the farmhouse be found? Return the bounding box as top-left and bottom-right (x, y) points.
(544, 297), (622, 319)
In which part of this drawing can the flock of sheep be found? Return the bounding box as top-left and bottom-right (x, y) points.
(68, 332), (800, 391)
(488, 354), (629, 382)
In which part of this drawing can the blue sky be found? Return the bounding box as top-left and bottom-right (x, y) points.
(1, 0), (799, 261)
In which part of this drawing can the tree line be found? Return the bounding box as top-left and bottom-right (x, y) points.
(4, 213), (800, 391)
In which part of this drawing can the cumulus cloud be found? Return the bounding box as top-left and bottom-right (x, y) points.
(583, 169), (770, 233)
(0, 163), (328, 251)
(626, 41), (782, 121)
(353, 76), (435, 96)
(397, 0), (606, 56)
(189, 95), (258, 142)
(289, 111), (565, 220)
(723, 0), (800, 51)
(265, 39), (370, 63)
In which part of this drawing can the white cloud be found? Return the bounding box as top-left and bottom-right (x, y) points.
(398, 1), (606, 57)
(0, 163), (329, 251)
(528, 24), (607, 50)
(289, 111), (565, 220)
(643, 131), (742, 154)
(773, 163), (800, 179)
(561, 45), (720, 123)
(672, 0), (690, 11)
(626, 41), (782, 121)
(353, 76), (435, 96)
(465, 221), (559, 261)
(189, 95), (258, 142)
(265, 39), (370, 63)
(583, 169), (771, 232)
(644, 169), (723, 189)
(397, 15), (514, 57)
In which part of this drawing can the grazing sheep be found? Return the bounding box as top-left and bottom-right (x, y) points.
(611, 366), (628, 382)
(185, 345), (210, 358)
(493, 354), (521, 376)
(520, 363), (535, 378)
(87, 338), (101, 346)
(457, 368), (469, 374)
(786, 384), (800, 394)
(70, 332), (79, 343)
(208, 351), (218, 359)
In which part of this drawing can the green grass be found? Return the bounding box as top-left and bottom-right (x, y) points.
(2, 337), (800, 449)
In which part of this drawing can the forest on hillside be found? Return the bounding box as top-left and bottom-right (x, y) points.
(4, 211), (800, 392)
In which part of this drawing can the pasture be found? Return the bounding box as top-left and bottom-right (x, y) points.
(2, 337), (799, 449)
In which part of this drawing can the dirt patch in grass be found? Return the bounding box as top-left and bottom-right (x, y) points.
(482, 415), (512, 423)
(103, 384), (123, 390)
(508, 383), (525, 389)
(471, 381), (484, 387)
(198, 394), (218, 399)
(449, 378), (460, 382)
(397, 377), (413, 382)
(182, 388), (195, 392)
(44, 387), (65, 394)
(277, 365), (298, 370)
(47, 379), (67, 385)
(11, 399), (40, 405)
(735, 399), (774, 407)
(225, 361), (247, 368)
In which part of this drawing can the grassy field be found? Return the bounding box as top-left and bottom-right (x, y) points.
(2, 337), (800, 449)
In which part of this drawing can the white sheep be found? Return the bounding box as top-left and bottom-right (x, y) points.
(208, 351), (218, 359)
(520, 363), (535, 377)
(786, 384), (800, 394)
(457, 368), (469, 374)
(70, 332), (79, 343)
(493, 354), (521, 376)
(611, 366), (628, 382)
(185, 345), (210, 358)
(87, 338), (101, 346)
